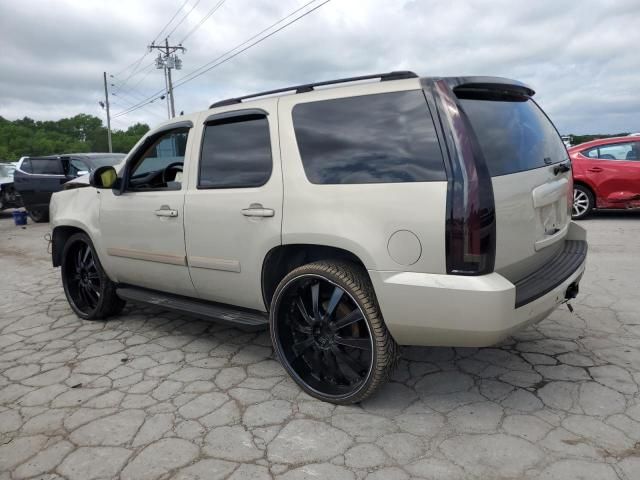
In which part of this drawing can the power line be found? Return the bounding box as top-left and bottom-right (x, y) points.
(165, 0), (202, 39)
(113, 0), (190, 83)
(111, 90), (165, 119)
(178, 0), (226, 44)
(152, 0), (191, 44)
(175, 0), (330, 89)
(112, 0), (330, 118)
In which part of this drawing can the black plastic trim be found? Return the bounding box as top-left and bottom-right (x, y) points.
(153, 120), (194, 134)
(209, 71), (418, 108)
(204, 108), (269, 124)
(116, 285), (268, 327)
(514, 240), (587, 308)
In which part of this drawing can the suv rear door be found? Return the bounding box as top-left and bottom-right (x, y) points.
(14, 156), (66, 211)
(183, 99), (282, 311)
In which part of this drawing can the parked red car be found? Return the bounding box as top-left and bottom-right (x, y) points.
(569, 136), (640, 219)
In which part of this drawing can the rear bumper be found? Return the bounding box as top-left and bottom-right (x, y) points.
(370, 224), (587, 347)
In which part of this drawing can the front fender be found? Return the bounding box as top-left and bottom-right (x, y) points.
(50, 189), (112, 275)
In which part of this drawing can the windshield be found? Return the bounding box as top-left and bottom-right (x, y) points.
(458, 95), (568, 177)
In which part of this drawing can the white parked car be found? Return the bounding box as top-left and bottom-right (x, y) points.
(50, 71), (587, 403)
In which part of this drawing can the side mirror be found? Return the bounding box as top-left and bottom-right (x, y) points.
(89, 166), (117, 189)
(76, 170), (89, 177)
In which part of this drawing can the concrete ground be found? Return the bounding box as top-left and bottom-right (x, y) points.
(1, 210), (639, 480)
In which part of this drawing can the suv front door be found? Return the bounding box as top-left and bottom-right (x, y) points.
(99, 122), (197, 297)
(184, 101), (282, 311)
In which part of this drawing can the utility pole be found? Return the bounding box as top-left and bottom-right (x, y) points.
(149, 38), (185, 118)
(102, 72), (113, 153)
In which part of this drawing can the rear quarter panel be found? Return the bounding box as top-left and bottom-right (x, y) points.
(277, 79), (447, 274)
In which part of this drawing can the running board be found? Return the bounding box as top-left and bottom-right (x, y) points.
(116, 286), (268, 327)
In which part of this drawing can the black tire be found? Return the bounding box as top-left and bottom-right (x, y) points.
(270, 261), (397, 404)
(61, 232), (125, 320)
(27, 208), (49, 223)
(572, 184), (594, 220)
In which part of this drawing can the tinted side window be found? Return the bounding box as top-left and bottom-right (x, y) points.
(30, 158), (63, 175)
(458, 96), (568, 176)
(292, 91), (446, 184)
(199, 115), (272, 188)
(20, 159), (32, 173)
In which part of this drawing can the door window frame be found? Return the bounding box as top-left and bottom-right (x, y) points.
(119, 120), (193, 194)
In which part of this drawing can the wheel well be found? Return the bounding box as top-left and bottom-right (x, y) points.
(573, 180), (595, 198)
(52, 226), (85, 267)
(261, 244), (367, 308)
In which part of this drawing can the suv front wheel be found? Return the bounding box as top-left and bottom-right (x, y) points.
(61, 232), (125, 320)
(270, 261), (397, 404)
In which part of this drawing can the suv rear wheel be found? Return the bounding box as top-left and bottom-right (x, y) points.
(61, 232), (125, 320)
(270, 261), (397, 404)
(572, 184), (594, 220)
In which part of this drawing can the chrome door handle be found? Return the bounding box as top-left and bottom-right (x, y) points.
(241, 203), (275, 217)
(155, 206), (178, 217)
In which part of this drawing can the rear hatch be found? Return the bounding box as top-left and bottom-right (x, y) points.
(456, 88), (572, 283)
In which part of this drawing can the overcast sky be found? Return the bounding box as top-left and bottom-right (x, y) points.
(1, 0), (638, 134)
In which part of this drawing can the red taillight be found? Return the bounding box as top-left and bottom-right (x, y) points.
(434, 81), (496, 275)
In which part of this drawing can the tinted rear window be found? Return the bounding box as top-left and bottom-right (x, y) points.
(30, 158), (64, 175)
(292, 90), (446, 184)
(458, 96), (567, 177)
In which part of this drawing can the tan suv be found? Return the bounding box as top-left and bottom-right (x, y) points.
(50, 71), (587, 404)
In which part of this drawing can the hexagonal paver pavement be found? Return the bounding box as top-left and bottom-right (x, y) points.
(1, 211), (639, 480)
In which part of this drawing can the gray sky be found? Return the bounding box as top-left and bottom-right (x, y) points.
(1, 0), (638, 134)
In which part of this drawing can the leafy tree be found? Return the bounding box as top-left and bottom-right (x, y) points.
(568, 133), (631, 147)
(0, 114), (149, 161)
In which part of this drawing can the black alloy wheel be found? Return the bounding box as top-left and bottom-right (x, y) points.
(61, 232), (125, 320)
(270, 261), (397, 404)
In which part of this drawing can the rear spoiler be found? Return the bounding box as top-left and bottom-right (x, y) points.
(445, 76), (535, 98)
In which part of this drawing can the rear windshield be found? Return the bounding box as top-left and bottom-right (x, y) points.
(458, 95), (567, 177)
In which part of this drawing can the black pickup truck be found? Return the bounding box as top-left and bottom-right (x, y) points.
(14, 153), (125, 222)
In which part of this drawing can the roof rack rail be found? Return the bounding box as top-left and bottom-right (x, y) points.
(209, 71), (418, 108)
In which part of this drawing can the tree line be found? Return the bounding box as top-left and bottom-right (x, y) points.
(568, 133), (632, 146)
(0, 114), (150, 161)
